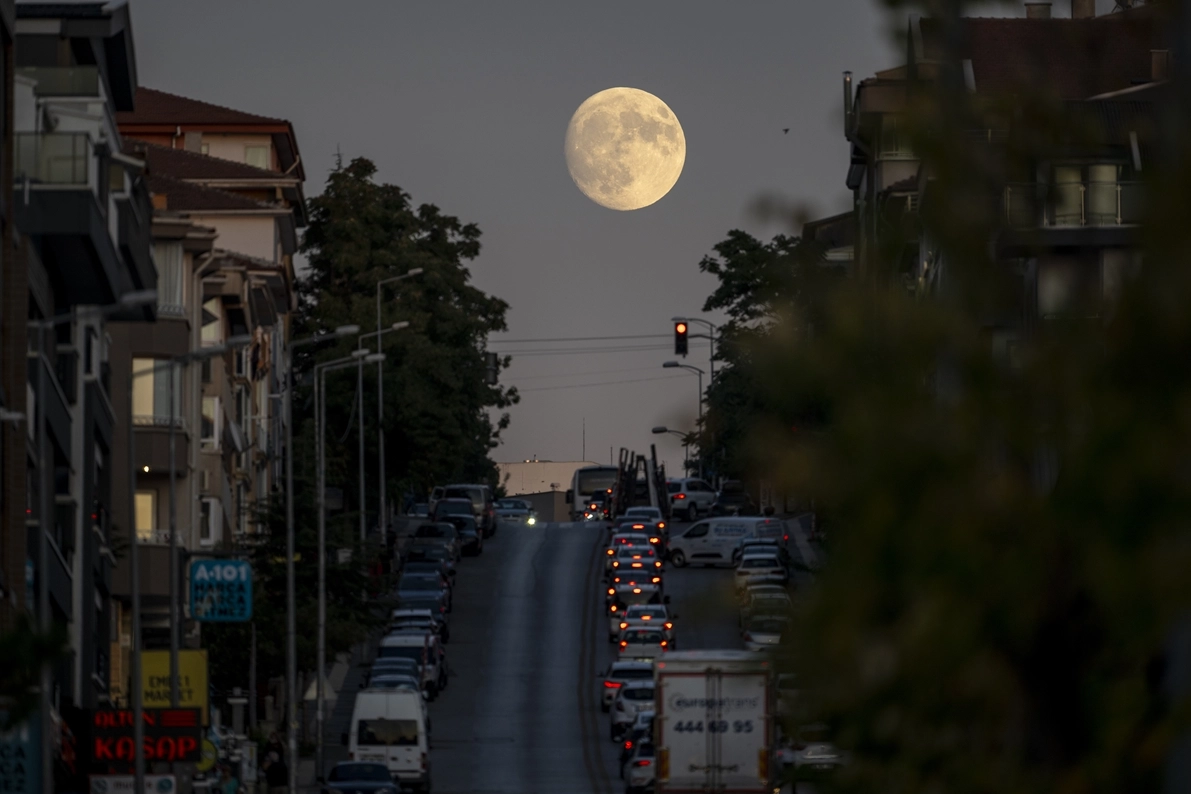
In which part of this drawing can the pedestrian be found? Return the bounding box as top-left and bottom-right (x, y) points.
(262, 745), (289, 794)
(219, 764), (240, 794)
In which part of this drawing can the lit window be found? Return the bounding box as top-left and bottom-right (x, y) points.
(201, 396), (220, 450)
(135, 490), (156, 540)
(244, 145), (269, 170)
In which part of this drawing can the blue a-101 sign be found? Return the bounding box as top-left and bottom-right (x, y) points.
(189, 560), (252, 622)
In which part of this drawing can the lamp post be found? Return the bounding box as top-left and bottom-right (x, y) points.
(651, 426), (691, 476)
(314, 349), (384, 779)
(165, 337), (251, 711)
(29, 289), (156, 792)
(662, 362), (705, 478)
(283, 324), (358, 794)
(375, 269), (422, 537)
(357, 322), (409, 545)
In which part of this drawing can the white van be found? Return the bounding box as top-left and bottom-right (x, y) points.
(666, 517), (787, 567)
(348, 688), (431, 792)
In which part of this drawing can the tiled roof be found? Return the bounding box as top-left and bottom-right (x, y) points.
(146, 174), (275, 213)
(919, 16), (1158, 99)
(126, 141), (293, 182)
(117, 87), (286, 126)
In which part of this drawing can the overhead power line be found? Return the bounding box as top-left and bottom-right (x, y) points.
(517, 374), (689, 393)
(492, 333), (670, 344)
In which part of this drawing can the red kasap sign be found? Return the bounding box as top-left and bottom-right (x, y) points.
(89, 709), (201, 766)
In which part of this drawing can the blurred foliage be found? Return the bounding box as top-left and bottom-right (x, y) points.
(699, 1), (1191, 791)
(297, 157), (517, 503)
(0, 614), (67, 731)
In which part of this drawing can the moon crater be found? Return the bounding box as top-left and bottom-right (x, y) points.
(565, 87), (686, 211)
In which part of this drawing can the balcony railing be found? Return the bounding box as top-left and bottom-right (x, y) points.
(133, 415), (186, 431)
(1004, 181), (1145, 229)
(15, 132), (91, 186)
(17, 66), (101, 97)
(138, 528), (172, 545)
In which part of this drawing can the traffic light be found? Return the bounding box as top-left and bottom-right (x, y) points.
(674, 322), (688, 356)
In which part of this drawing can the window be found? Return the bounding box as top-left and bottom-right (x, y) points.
(200, 143), (210, 156)
(200, 497), (220, 545)
(878, 115), (913, 159)
(684, 523), (709, 538)
(201, 396), (220, 449)
(201, 298), (223, 345)
(153, 242), (185, 314)
(135, 490), (156, 540)
(131, 359), (180, 423)
(244, 145), (270, 170)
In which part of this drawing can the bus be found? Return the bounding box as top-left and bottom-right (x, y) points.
(567, 465), (619, 521)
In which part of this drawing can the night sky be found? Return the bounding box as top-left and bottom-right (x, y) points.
(131, 0), (1091, 472)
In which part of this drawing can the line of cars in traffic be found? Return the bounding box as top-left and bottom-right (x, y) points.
(323, 483), (534, 794)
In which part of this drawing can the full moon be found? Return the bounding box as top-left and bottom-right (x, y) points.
(564, 87), (686, 211)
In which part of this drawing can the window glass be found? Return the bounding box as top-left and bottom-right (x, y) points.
(244, 145), (270, 170)
(153, 242), (185, 312)
(684, 523), (709, 538)
(356, 719), (418, 747)
(201, 397), (219, 448)
(135, 490), (155, 539)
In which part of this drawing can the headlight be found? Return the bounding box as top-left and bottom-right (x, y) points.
(527, 516), (536, 525)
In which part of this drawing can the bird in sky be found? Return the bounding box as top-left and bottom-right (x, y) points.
(782, 128), (789, 134)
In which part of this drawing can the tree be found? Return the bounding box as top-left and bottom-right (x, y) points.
(297, 157), (516, 509)
(705, 3), (1191, 790)
(0, 615), (66, 730)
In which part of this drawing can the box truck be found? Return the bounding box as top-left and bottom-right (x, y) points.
(654, 650), (773, 792)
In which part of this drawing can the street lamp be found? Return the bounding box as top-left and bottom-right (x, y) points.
(652, 426), (692, 476)
(27, 289), (157, 790)
(283, 324), (358, 793)
(357, 322), (410, 545)
(662, 362), (705, 477)
(671, 316), (718, 384)
(314, 349), (384, 779)
(375, 269), (422, 538)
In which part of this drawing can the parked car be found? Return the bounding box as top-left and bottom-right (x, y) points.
(494, 498), (537, 525)
(666, 477), (717, 521)
(712, 480), (758, 516)
(396, 573), (452, 613)
(409, 503), (429, 518)
(442, 514), (483, 556)
(347, 689), (431, 790)
(624, 741), (657, 794)
(410, 522), (461, 561)
(404, 545), (457, 579)
(320, 761), (400, 794)
(442, 484), (496, 537)
(619, 710), (654, 778)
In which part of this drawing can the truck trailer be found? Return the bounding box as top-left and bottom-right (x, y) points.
(653, 650), (774, 792)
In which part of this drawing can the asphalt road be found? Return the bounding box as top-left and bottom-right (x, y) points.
(425, 518), (745, 794)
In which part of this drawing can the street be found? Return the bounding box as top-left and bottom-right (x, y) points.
(424, 519), (743, 794)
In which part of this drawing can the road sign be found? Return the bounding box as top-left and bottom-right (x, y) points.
(0, 712), (41, 794)
(140, 650), (209, 723)
(189, 559), (252, 621)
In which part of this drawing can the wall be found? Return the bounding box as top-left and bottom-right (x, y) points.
(201, 133), (275, 170)
(192, 214), (277, 262)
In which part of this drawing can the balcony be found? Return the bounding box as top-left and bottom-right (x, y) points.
(15, 131), (91, 185)
(15, 132), (128, 308)
(138, 528), (173, 546)
(17, 66), (101, 98)
(133, 418), (190, 475)
(1003, 181), (1145, 229)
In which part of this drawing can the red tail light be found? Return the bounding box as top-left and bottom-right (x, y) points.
(634, 759), (653, 767)
(784, 534), (789, 541)
(664, 622), (673, 630)
(658, 522), (666, 529)
(610, 605), (618, 612)
(650, 537), (660, 544)
(620, 622), (629, 629)
(620, 641), (628, 648)
(624, 740), (633, 750)
(603, 680), (623, 689)
(675, 494), (686, 499)
(660, 640), (668, 647)
(651, 577), (661, 584)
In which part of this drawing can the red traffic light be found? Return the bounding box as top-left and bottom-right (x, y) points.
(675, 322), (687, 334)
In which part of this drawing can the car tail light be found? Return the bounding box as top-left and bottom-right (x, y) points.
(608, 588), (616, 596)
(634, 759), (653, 767)
(620, 641), (628, 648)
(607, 549), (615, 556)
(664, 622), (673, 630)
(675, 494), (686, 499)
(654, 561), (662, 568)
(651, 577), (661, 584)
(660, 640), (668, 647)
(603, 680), (623, 689)
(620, 622), (629, 630)
(624, 739), (634, 750)
(650, 537), (660, 544)
(610, 605), (618, 612)
(658, 522), (666, 529)
(784, 534), (789, 541)
(640, 615), (651, 621)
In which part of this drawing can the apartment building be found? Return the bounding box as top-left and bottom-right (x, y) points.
(843, 1), (1162, 343)
(7, 1), (154, 719)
